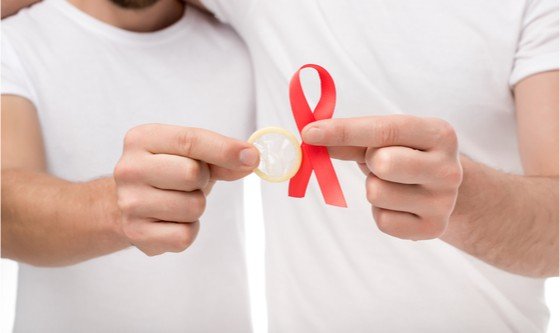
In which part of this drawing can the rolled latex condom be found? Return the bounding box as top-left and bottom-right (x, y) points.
(248, 127), (302, 182)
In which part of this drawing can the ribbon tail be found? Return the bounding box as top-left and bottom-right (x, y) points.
(288, 64), (347, 207)
(307, 145), (347, 208)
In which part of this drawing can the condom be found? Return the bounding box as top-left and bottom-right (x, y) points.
(248, 127), (302, 182)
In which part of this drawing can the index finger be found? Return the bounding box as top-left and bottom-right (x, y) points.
(127, 124), (259, 171)
(301, 116), (457, 150)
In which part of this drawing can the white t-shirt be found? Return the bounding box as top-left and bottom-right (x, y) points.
(202, 0), (558, 332)
(2, 1), (254, 331)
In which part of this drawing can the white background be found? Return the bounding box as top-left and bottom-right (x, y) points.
(1, 175), (558, 332)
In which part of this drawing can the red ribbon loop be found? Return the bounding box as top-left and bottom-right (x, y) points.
(288, 64), (347, 208)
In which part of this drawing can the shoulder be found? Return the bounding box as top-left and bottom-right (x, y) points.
(200, 0), (257, 27)
(2, 0), (67, 55)
(3, 1), (56, 34)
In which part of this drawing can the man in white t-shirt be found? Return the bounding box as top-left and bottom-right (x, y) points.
(1, 0), (259, 331)
(4, 0), (558, 331)
(194, 0), (557, 332)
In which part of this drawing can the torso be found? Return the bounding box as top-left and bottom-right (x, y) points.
(3, 1), (254, 331)
(203, 0), (555, 331)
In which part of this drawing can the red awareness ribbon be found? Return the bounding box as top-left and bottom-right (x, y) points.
(288, 64), (347, 208)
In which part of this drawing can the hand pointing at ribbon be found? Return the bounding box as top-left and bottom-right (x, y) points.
(302, 115), (463, 240)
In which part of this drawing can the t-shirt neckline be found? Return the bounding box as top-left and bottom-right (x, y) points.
(50, 0), (191, 45)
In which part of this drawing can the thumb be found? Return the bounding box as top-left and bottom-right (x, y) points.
(210, 145), (259, 181)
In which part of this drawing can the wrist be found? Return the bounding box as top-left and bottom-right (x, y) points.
(441, 156), (490, 244)
(81, 177), (129, 250)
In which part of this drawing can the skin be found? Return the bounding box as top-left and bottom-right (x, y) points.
(114, 124), (258, 256)
(2, 0), (558, 278)
(1, 0), (260, 265)
(304, 114), (463, 240)
(442, 72), (559, 277)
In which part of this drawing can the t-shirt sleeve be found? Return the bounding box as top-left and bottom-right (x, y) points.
(1, 35), (37, 106)
(509, 0), (559, 86)
(201, 0), (256, 26)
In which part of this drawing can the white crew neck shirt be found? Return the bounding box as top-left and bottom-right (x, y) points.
(202, 0), (558, 332)
(2, 1), (254, 331)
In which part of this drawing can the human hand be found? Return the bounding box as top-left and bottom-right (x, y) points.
(114, 124), (259, 255)
(302, 115), (462, 240)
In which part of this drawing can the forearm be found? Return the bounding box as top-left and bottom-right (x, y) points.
(441, 156), (559, 278)
(1, 170), (129, 266)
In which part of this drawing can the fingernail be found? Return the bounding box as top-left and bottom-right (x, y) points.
(303, 127), (324, 143)
(239, 147), (259, 167)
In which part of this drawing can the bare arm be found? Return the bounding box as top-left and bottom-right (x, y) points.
(441, 71), (559, 278)
(1, 95), (127, 266)
(302, 71), (558, 278)
(1, 0), (40, 19)
(1, 95), (259, 266)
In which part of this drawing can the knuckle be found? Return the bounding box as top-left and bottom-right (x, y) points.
(189, 191), (206, 219)
(122, 222), (143, 243)
(377, 218), (395, 236)
(434, 120), (458, 148)
(428, 197), (451, 217)
(437, 162), (463, 186)
(171, 225), (197, 252)
(421, 218), (447, 239)
(117, 194), (141, 215)
(143, 248), (164, 257)
(370, 149), (392, 177)
(185, 161), (202, 182)
(335, 121), (349, 144)
(124, 125), (148, 149)
(375, 121), (399, 146)
(424, 191), (455, 217)
(177, 128), (196, 157)
(114, 160), (139, 182)
(113, 162), (126, 182)
(365, 176), (382, 204)
(372, 208), (393, 234)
